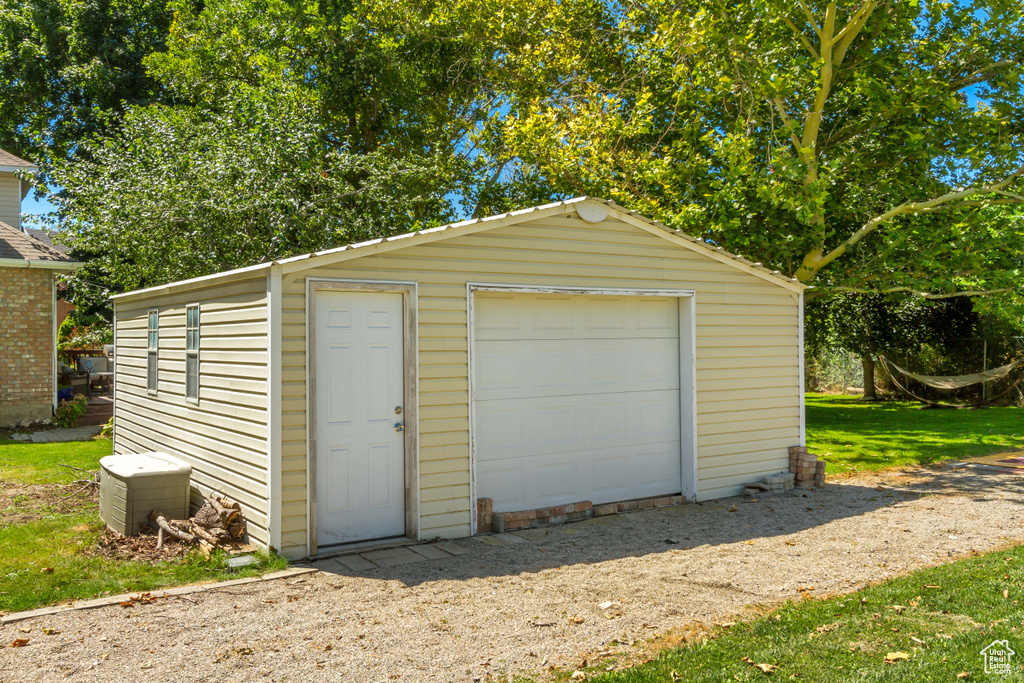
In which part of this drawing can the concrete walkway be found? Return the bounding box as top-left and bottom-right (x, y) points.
(27, 425), (101, 443)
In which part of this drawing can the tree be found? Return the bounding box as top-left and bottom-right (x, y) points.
(47, 0), (530, 294)
(0, 0), (173, 168)
(501, 0), (1024, 298)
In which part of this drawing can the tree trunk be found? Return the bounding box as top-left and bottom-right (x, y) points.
(862, 355), (877, 401)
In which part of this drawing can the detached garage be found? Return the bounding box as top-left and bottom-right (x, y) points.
(111, 198), (806, 560)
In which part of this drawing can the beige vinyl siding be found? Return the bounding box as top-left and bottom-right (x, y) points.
(113, 276), (271, 546)
(0, 172), (21, 228)
(279, 213), (800, 555)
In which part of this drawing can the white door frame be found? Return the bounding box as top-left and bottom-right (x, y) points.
(306, 278), (419, 557)
(466, 283), (698, 534)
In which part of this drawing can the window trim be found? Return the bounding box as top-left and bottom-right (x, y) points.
(146, 309), (159, 395)
(185, 303), (200, 404)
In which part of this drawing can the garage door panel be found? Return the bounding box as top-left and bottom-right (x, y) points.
(474, 292), (685, 514)
(482, 441), (682, 510)
(476, 390), (678, 461)
(475, 338), (679, 401)
(475, 293), (679, 341)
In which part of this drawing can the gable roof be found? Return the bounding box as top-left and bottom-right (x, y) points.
(0, 221), (80, 269)
(0, 148), (37, 171)
(112, 197), (805, 301)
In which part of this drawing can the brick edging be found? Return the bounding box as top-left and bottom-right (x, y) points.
(481, 495), (686, 533)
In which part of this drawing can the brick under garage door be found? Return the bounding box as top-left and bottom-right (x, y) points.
(472, 291), (683, 513)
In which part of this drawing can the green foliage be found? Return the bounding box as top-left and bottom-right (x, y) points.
(57, 310), (111, 350)
(0, 0), (173, 169)
(501, 0), (1024, 297)
(53, 394), (88, 429)
(99, 416), (113, 438)
(47, 0), (531, 294)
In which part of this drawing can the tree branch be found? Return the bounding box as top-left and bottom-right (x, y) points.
(953, 60), (1019, 90)
(795, 163), (1024, 281)
(782, 16), (819, 59)
(796, 0), (824, 38)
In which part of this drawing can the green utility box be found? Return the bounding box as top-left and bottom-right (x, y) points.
(99, 452), (191, 536)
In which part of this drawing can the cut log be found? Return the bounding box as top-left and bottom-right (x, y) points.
(192, 524), (231, 546)
(193, 503), (222, 528)
(227, 522), (246, 540)
(149, 510), (195, 544)
(210, 493), (240, 511)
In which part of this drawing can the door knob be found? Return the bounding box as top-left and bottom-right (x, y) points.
(394, 423), (404, 432)
(394, 406), (403, 415)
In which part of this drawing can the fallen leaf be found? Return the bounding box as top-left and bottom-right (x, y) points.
(957, 672), (970, 679)
(40, 567), (54, 574)
(727, 505), (738, 512)
(784, 540), (796, 546)
(571, 671), (587, 680)
(569, 616), (585, 625)
(885, 652), (911, 663)
(10, 639), (29, 647)
(598, 601), (619, 610)
(18, 628), (29, 633)
(1004, 590), (1010, 599)
(42, 628), (58, 636)
(924, 585), (940, 589)
(671, 670), (683, 681)
(141, 661), (154, 669)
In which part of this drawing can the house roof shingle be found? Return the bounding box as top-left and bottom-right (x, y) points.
(0, 221), (77, 263)
(0, 148), (37, 169)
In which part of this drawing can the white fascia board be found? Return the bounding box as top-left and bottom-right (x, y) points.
(0, 258), (82, 271)
(109, 262), (273, 302)
(0, 165), (38, 173)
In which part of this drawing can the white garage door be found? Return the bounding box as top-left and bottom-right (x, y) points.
(473, 291), (683, 513)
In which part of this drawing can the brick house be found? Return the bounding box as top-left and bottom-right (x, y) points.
(0, 149), (81, 427)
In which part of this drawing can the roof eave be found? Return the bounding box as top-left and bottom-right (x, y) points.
(0, 258), (82, 271)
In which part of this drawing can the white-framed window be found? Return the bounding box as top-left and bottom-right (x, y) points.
(146, 310), (159, 394)
(185, 304), (200, 402)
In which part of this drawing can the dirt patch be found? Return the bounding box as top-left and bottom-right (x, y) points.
(0, 481), (97, 527)
(90, 527), (193, 564)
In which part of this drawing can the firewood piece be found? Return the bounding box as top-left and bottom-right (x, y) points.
(156, 527), (164, 550)
(210, 493), (240, 511)
(227, 522), (246, 540)
(149, 510), (195, 544)
(192, 524), (231, 546)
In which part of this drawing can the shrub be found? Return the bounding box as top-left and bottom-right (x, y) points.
(54, 395), (89, 429)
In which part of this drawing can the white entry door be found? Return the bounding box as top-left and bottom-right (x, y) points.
(315, 289), (406, 547)
(473, 292), (683, 512)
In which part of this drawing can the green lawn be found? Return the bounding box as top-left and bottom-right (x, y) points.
(0, 438), (113, 485)
(806, 392), (1024, 475)
(0, 437), (287, 614)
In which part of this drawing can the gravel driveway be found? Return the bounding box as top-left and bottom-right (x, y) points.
(4, 465), (1024, 682)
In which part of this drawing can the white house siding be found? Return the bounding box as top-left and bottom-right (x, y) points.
(113, 276), (271, 546)
(278, 212), (801, 557)
(0, 173), (21, 227)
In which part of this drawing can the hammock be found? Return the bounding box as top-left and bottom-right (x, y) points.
(878, 356), (1024, 408)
